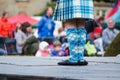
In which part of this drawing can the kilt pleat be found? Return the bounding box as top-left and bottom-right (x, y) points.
(53, 0), (94, 21)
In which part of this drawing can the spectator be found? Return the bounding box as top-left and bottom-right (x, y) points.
(15, 22), (33, 54)
(87, 26), (102, 40)
(53, 21), (63, 37)
(93, 27), (104, 56)
(38, 7), (55, 39)
(0, 11), (13, 38)
(56, 27), (66, 43)
(22, 35), (39, 55)
(86, 26), (103, 56)
(50, 40), (66, 57)
(97, 16), (105, 26)
(35, 41), (50, 57)
(57, 27), (66, 37)
(14, 23), (21, 37)
(102, 19), (119, 50)
(0, 12), (17, 54)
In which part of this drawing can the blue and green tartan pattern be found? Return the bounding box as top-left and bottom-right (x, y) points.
(66, 28), (86, 62)
(53, 0), (94, 21)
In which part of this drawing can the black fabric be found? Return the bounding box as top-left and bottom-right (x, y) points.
(38, 37), (56, 44)
(85, 20), (96, 34)
(22, 36), (39, 55)
(0, 37), (6, 43)
(58, 60), (88, 66)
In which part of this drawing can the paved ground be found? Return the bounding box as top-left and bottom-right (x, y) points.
(0, 56), (120, 80)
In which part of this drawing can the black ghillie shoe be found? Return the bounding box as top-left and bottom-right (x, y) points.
(58, 60), (78, 66)
(58, 60), (88, 66)
(78, 60), (88, 66)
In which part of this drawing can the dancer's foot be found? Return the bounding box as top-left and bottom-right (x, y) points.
(78, 60), (88, 66)
(58, 60), (88, 66)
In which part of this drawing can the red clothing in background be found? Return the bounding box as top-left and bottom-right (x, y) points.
(0, 18), (13, 38)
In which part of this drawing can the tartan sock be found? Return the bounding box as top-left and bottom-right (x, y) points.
(66, 28), (86, 62)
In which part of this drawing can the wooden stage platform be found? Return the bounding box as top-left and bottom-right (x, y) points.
(0, 56), (120, 80)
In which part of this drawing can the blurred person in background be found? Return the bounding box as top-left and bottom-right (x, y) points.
(85, 26), (102, 56)
(35, 41), (50, 57)
(57, 27), (66, 37)
(56, 27), (66, 44)
(102, 19), (119, 50)
(14, 23), (21, 37)
(50, 40), (66, 57)
(38, 7), (55, 43)
(93, 27), (104, 56)
(0, 12), (17, 54)
(97, 16), (105, 28)
(87, 22), (102, 40)
(0, 12), (13, 38)
(15, 22), (33, 54)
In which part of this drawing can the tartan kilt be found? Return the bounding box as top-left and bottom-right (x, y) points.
(53, 0), (94, 21)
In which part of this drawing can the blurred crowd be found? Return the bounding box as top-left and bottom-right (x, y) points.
(0, 7), (119, 57)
